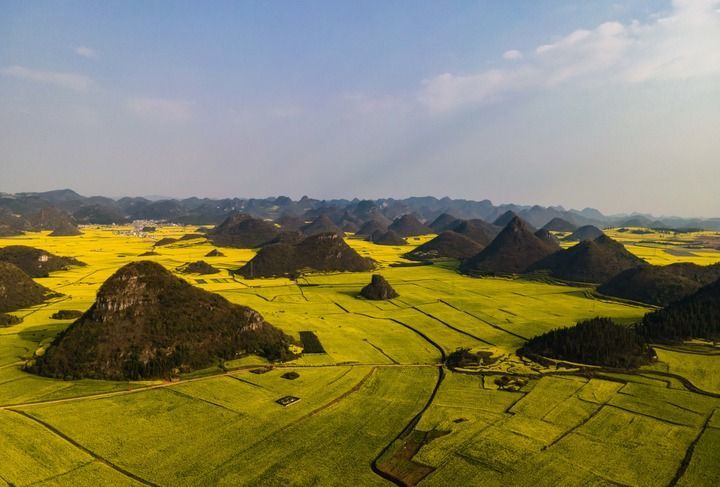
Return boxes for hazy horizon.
[5,186,720,221]
[2,0,719,217]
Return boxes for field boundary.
[669,412,714,486]
[371,366,445,487]
[412,306,495,346]
[438,299,529,341]
[8,409,158,487]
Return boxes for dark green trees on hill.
[405,231,482,260]
[236,233,374,278]
[599,263,720,306]
[388,214,432,237]
[0,245,85,278]
[360,275,399,300]
[0,262,53,312]
[208,213,279,248]
[30,261,296,380]
[0,261,55,327]
[518,317,655,369]
[527,235,646,283]
[637,278,720,342]
[460,216,559,275]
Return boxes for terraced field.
[1,227,719,486]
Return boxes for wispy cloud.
[75,46,97,59]
[502,50,523,60]
[419,0,720,112]
[125,97,194,123]
[0,65,94,91]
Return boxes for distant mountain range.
[1,189,719,230]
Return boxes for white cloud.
[0,65,94,91]
[624,0,720,82]
[418,68,538,112]
[502,50,523,60]
[419,0,720,112]
[125,97,194,123]
[75,46,97,59]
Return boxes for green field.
[1,226,719,486]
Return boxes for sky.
[1,0,719,217]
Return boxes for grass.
[0,226,719,485]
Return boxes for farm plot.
[414,372,720,486]
[18,366,436,486]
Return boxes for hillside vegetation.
[519,317,655,368]
[236,232,374,278]
[638,278,720,342]
[31,261,295,380]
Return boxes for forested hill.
[637,278,720,342]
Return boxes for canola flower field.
[1,226,719,486]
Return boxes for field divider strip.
[364,339,400,365]
[163,387,241,415]
[53,268,105,289]
[438,300,529,341]
[326,366,354,385]
[503,390,528,415]
[7,409,159,487]
[200,366,381,482]
[455,450,505,474]
[295,282,308,301]
[621,370,720,398]
[669,412,714,486]
[0,367,273,409]
[604,403,691,427]
[412,306,495,346]
[225,374,271,390]
[247,292,271,302]
[616,390,706,417]
[521,355,720,398]
[651,344,720,356]
[371,366,446,487]
[17,295,72,319]
[293,367,377,422]
[353,312,446,362]
[25,460,95,487]
[543,398,606,450]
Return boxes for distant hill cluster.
[407,213,720,314]
[1,205,82,237]
[3,188,717,310]
[1,189,719,233]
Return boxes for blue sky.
[1,1,719,216]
